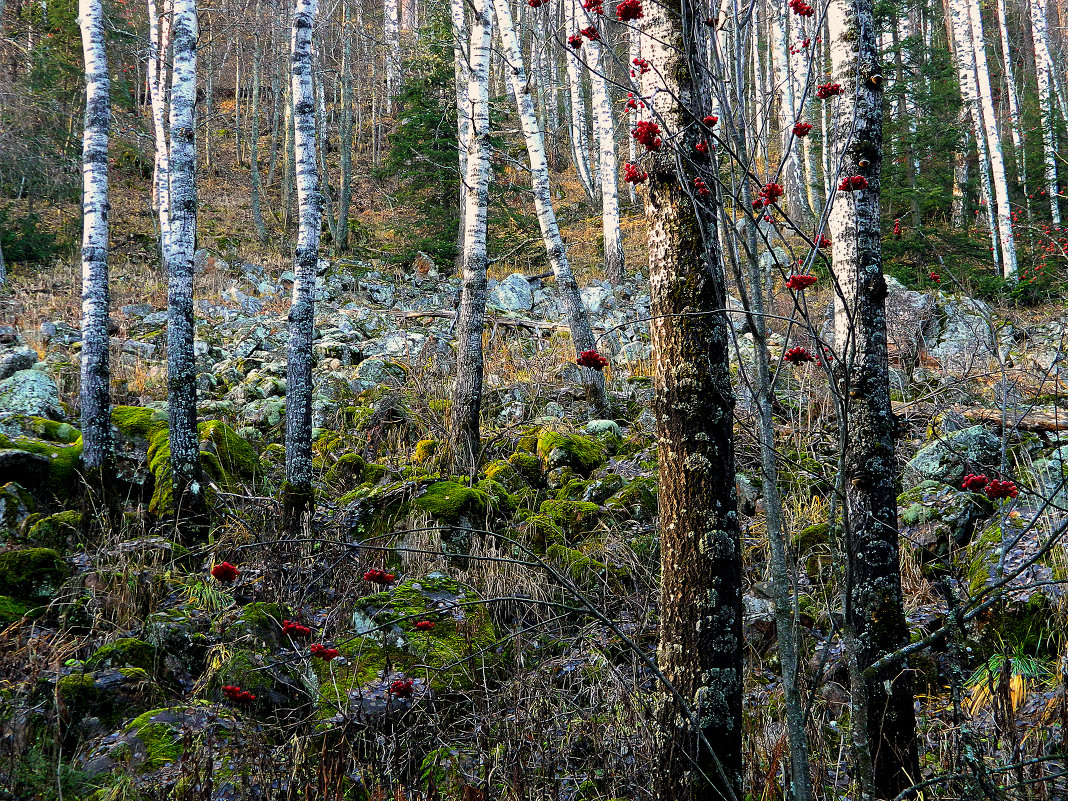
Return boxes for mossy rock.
[556,478,593,502]
[538,499,601,538]
[793,523,829,553]
[144,608,210,682]
[223,601,289,649]
[412,481,488,522]
[507,451,543,486]
[198,420,261,482]
[514,511,564,552]
[578,474,626,504]
[482,460,527,493]
[209,648,311,721]
[546,543,607,587]
[603,478,657,522]
[87,638,157,673]
[0,432,83,496]
[324,453,386,487]
[0,594,34,625]
[4,415,82,444]
[54,668,162,728]
[412,439,440,464]
[26,510,81,549]
[0,547,69,600]
[536,430,606,475]
[0,481,35,532]
[339,479,425,539]
[475,478,517,516]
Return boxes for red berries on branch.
[568,33,584,48]
[694,178,711,197]
[929,272,941,282]
[631,57,651,76]
[616,0,643,21]
[792,121,812,137]
[838,175,869,191]
[577,349,609,369]
[961,473,989,492]
[789,0,815,15]
[695,140,709,155]
[364,568,397,585]
[624,93,644,111]
[703,114,719,127]
[815,234,831,248]
[623,163,648,184]
[785,274,817,290]
[282,620,312,638]
[210,561,240,583]
[415,620,436,631]
[632,120,662,151]
[580,25,600,41]
[528,0,546,7]
[816,82,843,99]
[784,346,816,365]
[388,678,415,698]
[985,479,1018,500]
[581,0,603,12]
[223,685,256,702]
[310,643,341,660]
[893,218,902,237]
[752,182,783,208]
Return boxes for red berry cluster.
[414,620,436,631]
[632,120,662,151]
[223,685,256,702]
[528,0,546,7]
[792,121,812,137]
[616,0,643,21]
[816,82,843,99]
[785,274,817,290]
[695,140,709,155]
[929,272,941,282]
[364,568,397,584]
[310,643,341,660]
[210,561,240,583]
[631,57,651,76]
[623,162,648,184]
[961,473,989,492]
[703,114,719,127]
[580,25,600,41]
[568,33,584,48]
[752,182,783,208]
[388,678,415,698]
[582,0,603,12]
[624,93,644,112]
[838,175,869,191]
[784,346,816,365]
[985,479,1019,500]
[694,178,711,197]
[577,349,609,369]
[789,0,814,15]
[815,234,831,248]
[282,620,311,638]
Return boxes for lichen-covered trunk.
[963,0,1017,276]
[1030,0,1061,224]
[78,0,113,478]
[642,0,742,797]
[827,0,918,794]
[492,0,606,414]
[284,0,321,527]
[166,0,202,523]
[448,0,492,475]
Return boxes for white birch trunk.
[78,0,113,473]
[384,0,400,107]
[492,0,606,412]
[451,0,469,271]
[166,0,201,511]
[771,0,811,225]
[964,0,1017,276]
[147,0,172,255]
[577,4,624,282]
[1030,0,1061,223]
[285,0,322,513]
[563,0,596,202]
[994,0,1025,182]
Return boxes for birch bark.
[451,0,469,272]
[827,0,919,792]
[147,0,172,254]
[771,0,813,226]
[284,0,322,525]
[1030,0,1061,223]
[384,0,400,107]
[449,0,492,475]
[563,0,596,202]
[994,0,1025,185]
[492,0,607,413]
[78,0,113,476]
[336,0,354,251]
[166,0,202,520]
[250,0,268,244]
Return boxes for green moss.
[0,594,32,625]
[123,708,185,771]
[508,451,543,485]
[86,638,156,672]
[412,481,488,522]
[198,420,261,481]
[536,430,606,475]
[538,499,601,537]
[793,522,830,552]
[514,511,563,552]
[428,398,450,416]
[475,479,516,516]
[412,439,439,464]
[0,547,69,600]
[56,672,99,705]
[325,453,386,487]
[21,417,81,443]
[0,432,83,496]
[26,510,81,548]
[604,478,657,521]
[226,601,288,646]
[546,543,607,586]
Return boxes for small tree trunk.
[451,0,470,273]
[449,0,492,476]
[283,0,322,530]
[827,0,919,792]
[166,0,203,531]
[250,2,268,244]
[384,0,400,110]
[78,0,113,487]
[563,0,596,203]
[1030,0,1061,224]
[147,0,172,257]
[336,0,354,252]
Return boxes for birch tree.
[384,0,400,106]
[250,0,268,244]
[563,0,596,202]
[78,0,112,481]
[284,0,322,528]
[641,0,743,795]
[827,0,918,792]
[492,0,607,414]
[451,0,469,271]
[166,0,203,523]
[449,0,492,475]
[1030,0,1061,224]
[147,0,172,253]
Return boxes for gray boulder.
[905,425,1001,486]
[928,297,996,372]
[0,346,38,380]
[0,370,63,418]
[884,276,938,365]
[488,273,533,312]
